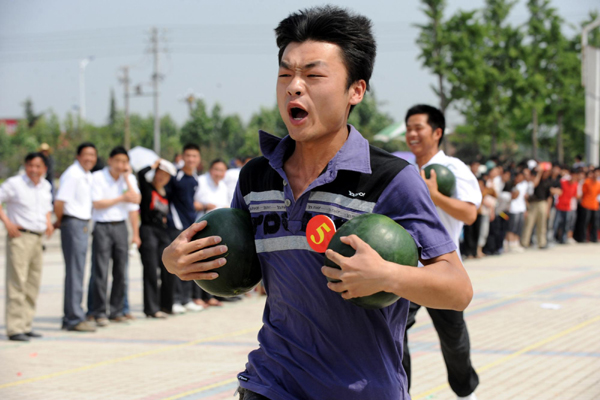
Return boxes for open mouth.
[290,107,308,121]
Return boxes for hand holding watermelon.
[162,220,228,281]
[322,234,395,301]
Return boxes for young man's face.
[276,40,365,143]
[25,157,47,184]
[108,154,130,176]
[405,113,441,157]
[76,146,98,172]
[183,149,201,170]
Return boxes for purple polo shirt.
[231,126,455,400]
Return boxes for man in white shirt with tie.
[87,146,140,325]
[0,152,54,341]
[55,142,98,332]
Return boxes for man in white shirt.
[87,147,141,325]
[55,142,98,332]
[403,105,481,400]
[0,153,54,341]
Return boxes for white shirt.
[509,181,528,214]
[56,160,93,220]
[422,151,482,253]
[223,167,241,205]
[91,168,140,222]
[194,173,230,218]
[0,174,52,232]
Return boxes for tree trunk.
[532,107,538,160]
[557,110,564,164]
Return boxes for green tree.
[415,0,452,113]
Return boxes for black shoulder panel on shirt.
[317,145,409,203]
[238,156,284,198]
[238,146,409,204]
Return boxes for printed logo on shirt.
[348,190,365,197]
[237,374,249,382]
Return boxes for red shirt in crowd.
[556,178,578,212]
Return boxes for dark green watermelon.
[423,164,456,197]
[192,208,261,297]
[325,213,419,309]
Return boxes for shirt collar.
[103,166,123,183]
[423,150,446,168]
[259,124,371,175]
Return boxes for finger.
[179,271,220,281]
[321,266,343,280]
[184,244,228,264]
[180,258,226,276]
[326,280,347,294]
[430,169,437,179]
[325,249,349,269]
[340,235,367,252]
[183,236,223,256]
[181,220,208,242]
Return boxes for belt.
[18,229,42,237]
[95,220,126,225]
[63,215,90,222]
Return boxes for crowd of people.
[461,158,600,259]
[0,141,255,340]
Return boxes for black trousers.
[402,302,479,397]
[139,224,175,315]
[461,216,481,258]
[237,387,270,400]
[483,214,506,255]
[574,206,598,243]
[88,221,128,319]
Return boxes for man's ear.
[349,80,367,106]
[433,127,443,143]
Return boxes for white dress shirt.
[0,174,52,232]
[56,160,93,220]
[223,167,241,205]
[91,168,140,222]
[422,151,482,254]
[194,173,230,218]
[509,181,529,214]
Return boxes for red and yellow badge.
[306,215,336,253]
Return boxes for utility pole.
[582,18,600,167]
[151,27,161,155]
[119,66,131,150]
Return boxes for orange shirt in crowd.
[580,178,600,211]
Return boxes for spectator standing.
[506,171,527,252]
[521,166,553,249]
[54,142,98,332]
[554,168,578,244]
[195,159,230,217]
[87,147,141,326]
[165,144,205,314]
[138,159,177,318]
[0,153,53,341]
[574,169,600,243]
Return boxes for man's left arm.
[421,168,479,225]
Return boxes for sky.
[0,0,598,130]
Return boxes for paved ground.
[0,228,599,400]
